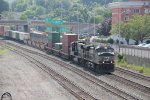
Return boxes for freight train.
[3,29,115,73]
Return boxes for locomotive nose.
[104,57,110,61]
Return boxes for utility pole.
[61,2,63,20]
[94,10,96,43]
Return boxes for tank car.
[70,41,115,73]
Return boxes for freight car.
[0,25,4,36]
[4,30,115,73]
[5,30,30,42]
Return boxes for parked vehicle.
[143,44,150,48]
[137,43,146,47]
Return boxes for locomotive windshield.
[96,46,114,53]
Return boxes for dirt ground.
[0,47,77,100]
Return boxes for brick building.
[109,0,150,26]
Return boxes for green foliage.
[97,19,112,36]
[94,38,108,43]
[93,37,114,44]
[107,38,114,44]
[0,0,9,14]
[115,54,150,76]
[110,15,150,43]
[11,0,113,23]
[0,48,9,55]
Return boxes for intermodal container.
[48,32,60,43]
[8,30,12,38]
[30,31,48,44]
[0,26,4,36]
[19,32,30,40]
[15,32,20,40]
[62,34,78,46]
[54,43,62,50]
[12,31,16,39]
[62,45,69,54]
[5,30,9,37]
[47,42,53,48]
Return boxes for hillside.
[10,0,128,23]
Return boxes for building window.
[133,9,140,14]
[124,16,129,21]
[145,9,149,13]
[145,9,150,14]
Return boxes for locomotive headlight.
[98,52,101,55]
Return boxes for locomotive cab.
[95,46,115,64]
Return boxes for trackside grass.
[115,55,150,76]
[0,47,9,55]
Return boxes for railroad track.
[0,42,97,100]
[105,73,150,95]
[1,41,141,100]
[115,67,150,82]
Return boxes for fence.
[112,45,150,67]
[113,45,150,59]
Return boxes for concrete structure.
[0,20,97,35]
[109,0,150,26]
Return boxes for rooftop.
[109,1,150,8]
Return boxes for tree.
[0,0,9,14]
[110,15,150,43]
[97,19,112,36]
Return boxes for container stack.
[0,26,4,36]
[62,34,78,54]
[30,31,48,48]
[30,31,48,44]
[48,32,60,48]
[8,30,12,38]
[15,31,20,40]
[54,43,62,50]
[12,31,16,39]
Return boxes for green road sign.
[44,18,63,26]
[47,27,52,32]
[44,18,52,23]
[52,20,63,25]
[60,27,70,32]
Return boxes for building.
[109,0,150,26]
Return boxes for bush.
[116,39,119,44]
[107,38,114,44]
[94,39,107,43]
[139,66,144,73]
[117,54,123,62]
